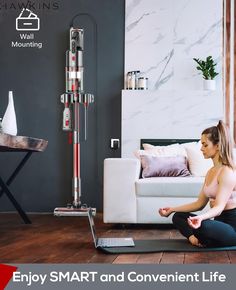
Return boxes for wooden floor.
[0,213,236,264]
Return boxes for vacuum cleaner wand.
[54,27,96,217]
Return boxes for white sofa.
[103,158,207,224]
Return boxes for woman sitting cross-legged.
[159,120,236,247]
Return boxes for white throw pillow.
[180,141,199,150]
[133,149,154,159]
[142,143,187,157]
[186,146,213,176]
[133,148,179,159]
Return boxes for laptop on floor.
[87,208,135,248]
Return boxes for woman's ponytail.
[217,120,234,168]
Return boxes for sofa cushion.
[135,176,204,198]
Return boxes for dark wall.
[0,0,124,212]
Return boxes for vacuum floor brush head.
[54,207,96,217]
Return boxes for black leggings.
[172,208,236,247]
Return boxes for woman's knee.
[194,220,236,246]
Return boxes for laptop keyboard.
[98,238,119,247]
[98,238,134,247]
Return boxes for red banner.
[0,264,17,290]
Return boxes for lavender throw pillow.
[140,155,191,178]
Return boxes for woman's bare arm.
[170,189,209,213]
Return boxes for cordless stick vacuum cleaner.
[54,27,96,217]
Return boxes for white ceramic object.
[2,91,17,136]
[203,79,216,91]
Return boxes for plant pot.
[203,79,216,91]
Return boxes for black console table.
[0,133,48,224]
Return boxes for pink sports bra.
[203,168,236,207]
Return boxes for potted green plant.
[193,56,218,90]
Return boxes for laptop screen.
[88,208,97,246]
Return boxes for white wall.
[122,0,224,157]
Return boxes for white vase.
[203,79,216,91]
[2,91,17,136]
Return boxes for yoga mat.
[100,239,236,254]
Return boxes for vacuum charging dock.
[54,207,96,217]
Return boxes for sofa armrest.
[103,158,141,223]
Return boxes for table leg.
[0,152,33,224]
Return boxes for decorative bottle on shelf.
[2,91,17,136]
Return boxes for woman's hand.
[158,207,173,217]
[187,215,203,229]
